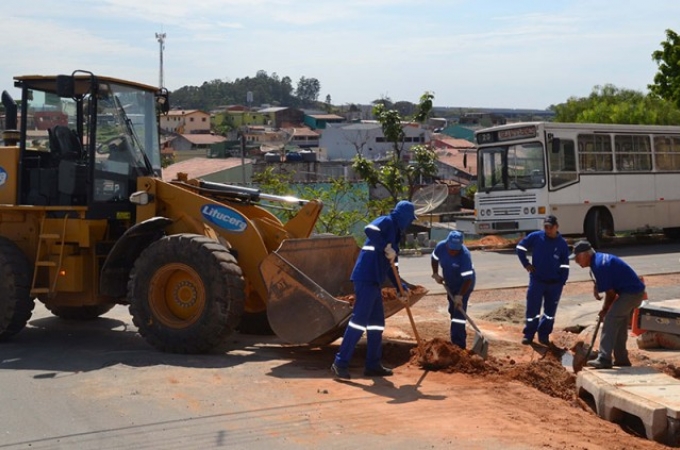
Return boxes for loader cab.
[14,71,167,220]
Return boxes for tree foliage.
[352,92,438,203]
[649,29,680,109]
[552,84,680,124]
[252,167,370,241]
[295,76,321,107]
[169,71,319,111]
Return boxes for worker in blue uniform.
[516,215,570,346]
[331,200,417,380]
[571,240,646,369]
[431,230,476,349]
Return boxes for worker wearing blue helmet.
[431,230,476,349]
[331,200,417,380]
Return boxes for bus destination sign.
[476,125,537,144]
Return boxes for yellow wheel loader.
[0,71,425,353]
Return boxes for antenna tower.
[155,32,166,88]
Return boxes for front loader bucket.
[260,236,359,345]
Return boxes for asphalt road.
[1,241,680,449]
[399,239,680,294]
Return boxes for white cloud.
[0,0,677,108]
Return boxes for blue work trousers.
[334,282,386,370]
[523,280,563,341]
[447,289,474,349]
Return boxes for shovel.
[572,316,603,373]
[390,261,426,355]
[443,283,489,359]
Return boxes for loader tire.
[47,304,115,320]
[128,234,245,354]
[0,237,35,341]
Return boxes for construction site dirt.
[3,273,680,449]
[369,272,680,449]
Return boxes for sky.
[1,0,679,110]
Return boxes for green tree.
[552,84,680,124]
[650,29,680,108]
[252,167,370,241]
[299,178,370,238]
[295,77,321,106]
[352,92,438,203]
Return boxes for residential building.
[169,133,229,162]
[163,157,252,184]
[161,109,211,134]
[319,122,430,161]
[303,113,345,130]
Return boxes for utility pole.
[155,32,166,88]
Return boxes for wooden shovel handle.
[390,261,424,352]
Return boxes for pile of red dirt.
[338,285,428,305]
[411,338,576,401]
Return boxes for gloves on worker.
[452,295,463,310]
[384,243,397,262]
[431,273,444,284]
[397,283,409,303]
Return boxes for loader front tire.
[0,237,35,341]
[128,234,245,353]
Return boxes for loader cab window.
[90,83,161,203]
[22,90,87,206]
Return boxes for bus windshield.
[478,142,545,192]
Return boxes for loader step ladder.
[30,214,69,297]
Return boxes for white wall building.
[319,122,431,161]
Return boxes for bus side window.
[654,135,680,171]
[549,139,577,188]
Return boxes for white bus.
[455,121,680,247]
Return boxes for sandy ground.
[347,273,680,449]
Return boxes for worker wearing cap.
[431,230,476,349]
[516,215,570,346]
[571,240,646,369]
[331,200,417,380]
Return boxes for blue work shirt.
[431,241,475,293]
[350,202,414,286]
[591,252,645,294]
[516,230,570,285]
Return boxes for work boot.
[521,336,532,345]
[364,366,393,377]
[331,363,351,380]
[614,358,632,367]
[587,357,613,369]
[538,336,551,346]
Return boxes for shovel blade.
[471,333,489,359]
[572,342,593,373]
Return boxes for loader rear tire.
[47,304,115,320]
[128,234,245,353]
[0,237,35,341]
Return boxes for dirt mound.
[411,338,576,401]
[416,337,487,374]
[473,235,516,248]
[338,285,428,305]
[480,301,525,324]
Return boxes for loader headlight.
[130,191,150,205]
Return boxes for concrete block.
[599,388,668,441]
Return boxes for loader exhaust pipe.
[2,91,17,130]
[2,90,19,146]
